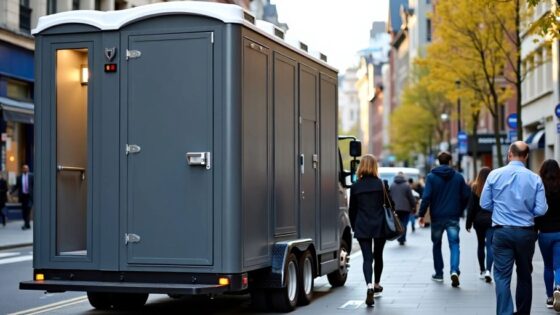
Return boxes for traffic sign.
[458,131,468,154]
[507,113,518,129]
[557,123,560,134]
[508,130,517,143]
[555,104,560,119]
[457,131,468,140]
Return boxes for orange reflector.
[218,277,230,285]
[35,273,45,281]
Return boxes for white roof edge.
[32,2,249,34]
[255,20,283,38]
[33,2,337,72]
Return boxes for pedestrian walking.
[535,159,560,310]
[0,173,8,227]
[10,165,33,230]
[408,178,420,232]
[349,154,393,307]
[418,151,470,287]
[465,167,493,283]
[480,141,548,315]
[390,173,417,245]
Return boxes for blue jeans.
[396,211,410,243]
[492,227,536,315]
[538,231,560,297]
[431,219,460,276]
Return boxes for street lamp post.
[440,112,451,152]
[455,80,462,172]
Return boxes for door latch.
[126,144,141,155]
[125,233,141,245]
[312,154,319,169]
[126,49,142,60]
[186,152,211,170]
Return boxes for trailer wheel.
[327,239,349,287]
[271,253,299,312]
[112,293,149,310]
[250,289,270,311]
[297,250,314,305]
[87,292,113,310]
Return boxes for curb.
[0,242,33,251]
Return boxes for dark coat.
[418,165,470,222]
[535,187,560,233]
[389,175,416,212]
[12,173,33,200]
[0,178,7,208]
[466,189,492,230]
[349,176,394,239]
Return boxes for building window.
[47,0,57,14]
[19,0,32,33]
[72,0,80,10]
[95,0,101,10]
[7,79,32,101]
[426,18,432,42]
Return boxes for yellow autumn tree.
[390,64,450,166]
[424,0,513,166]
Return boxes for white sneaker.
[479,271,485,280]
[484,270,492,283]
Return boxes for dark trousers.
[492,228,536,315]
[396,211,410,243]
[20,194,31,228]
[358,238,387,284]
[475,225,494,272]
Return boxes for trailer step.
[20,280,228,295]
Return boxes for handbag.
[382,184,405,241]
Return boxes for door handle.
[126,144,141,155]
[186,152,211,170]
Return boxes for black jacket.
[465,189,492,230]
[389,175,416,212]
[12,173,33,200]
[535,188,560,233]
[349,176,394,239]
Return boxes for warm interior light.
[9,156,14,162]
[35,273,45,281]
[81,65,89,85]
[218,277,230,285]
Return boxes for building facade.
[338,67,359,135]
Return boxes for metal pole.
[457,96,462,172]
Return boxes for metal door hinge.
[126,49,142,60]
[126,144,141,155]
[125,233,141,245]
[312,154,319,169]
[211,32,214,43]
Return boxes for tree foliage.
[422,0,515,166]
[527,0,560,40]
[390,65,450,163]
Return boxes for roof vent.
[320,53,327,62]
[243,11,255,24]
[274,28,285,39]
[299,42,308,52]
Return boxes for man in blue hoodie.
[418,151,470,287]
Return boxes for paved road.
[2,220,554,314]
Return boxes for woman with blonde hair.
[349,154,393,307]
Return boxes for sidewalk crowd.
[349,140,560,315]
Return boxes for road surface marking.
[338,300,363,309]
[8,296,88,315]
[0,255,32,265]
[0,252,19,258]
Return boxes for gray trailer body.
[22,3,352,307]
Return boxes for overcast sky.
[272,0,390,72]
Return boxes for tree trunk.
[515,0,523,141]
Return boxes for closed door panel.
[125,32,213,266]
[300,119,317,240]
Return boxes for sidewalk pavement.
[306,219,550,315]
[0,219,33,250]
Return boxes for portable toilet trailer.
[21,2,353,312]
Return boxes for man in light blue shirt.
[480,141,547,315]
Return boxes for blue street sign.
[557,123,560,134]
[508,130,517,143]
[458,131,468,154]
[555,104,560,119]
[507,113,518,129]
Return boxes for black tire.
[112,293,149,310]
[250,289,270,312]
[327,239,349,287]
[168,294,184,299]
[87,292,148,310]
[270,253,299,312]
[87,292,113,310]
[297,250,314,306]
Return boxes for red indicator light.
[104,64,117,72]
